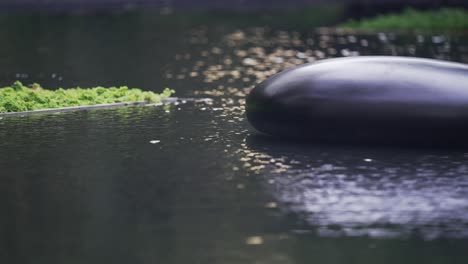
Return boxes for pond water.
[1,11,468,264]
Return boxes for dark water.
[1,11,468,264]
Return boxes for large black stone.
[246,56,468,146]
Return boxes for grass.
[341,8,468,31]
[0,81,174,113]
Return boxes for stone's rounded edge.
[246,63,307,137]
[246,81,268,134]
[246,85,303,138]
[245,56,468,145]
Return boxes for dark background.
[1,0,467,13]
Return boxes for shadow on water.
[246,132,468,151]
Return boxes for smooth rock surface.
[246,56,468,146]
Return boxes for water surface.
[1,12,468,264]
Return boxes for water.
[1,11,468,264]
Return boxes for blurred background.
[1,1,468,264]
[1,0,468,12]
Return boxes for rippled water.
[1,13,468,264]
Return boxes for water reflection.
[244,135,468,240]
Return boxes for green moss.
[341,8,468,31]
[0,81,174,113]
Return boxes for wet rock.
[246,56,468,146]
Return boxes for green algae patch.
[0,81,174,113]
[341,8,468,31]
